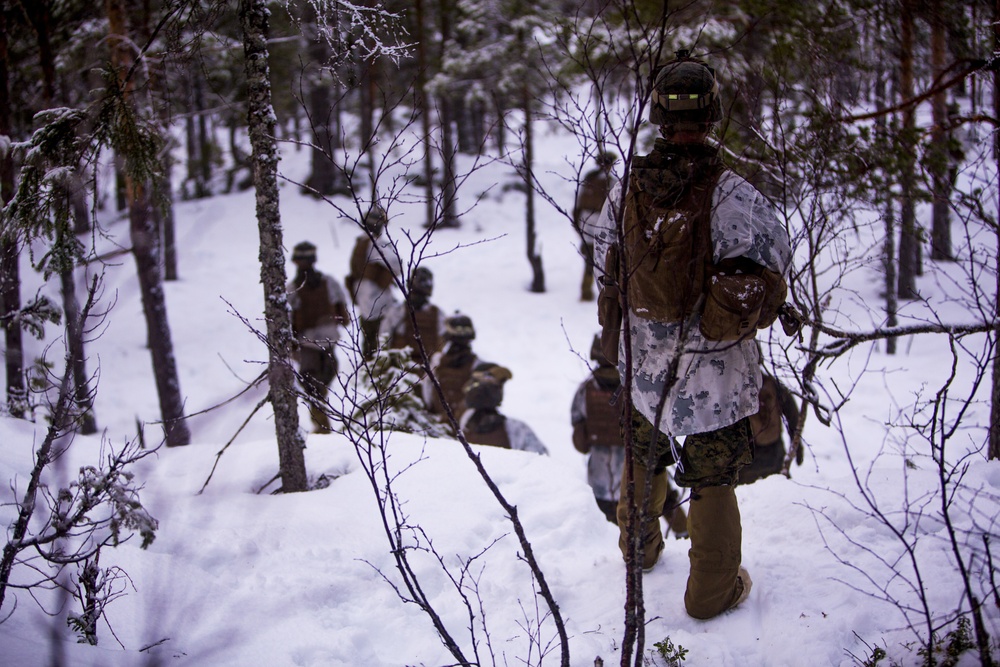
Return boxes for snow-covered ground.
[1,115,997,666]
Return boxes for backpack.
[621,147,720,324]
[346,235,394,302]
[601,143,786,345]
[577,169,611,215]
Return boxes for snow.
[1,116,997,667]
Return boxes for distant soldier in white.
[573,150,617,301]
[345,205,401,360]
[460,364,548,455]
[287,241,349,433]
[738,372,801,485]
[424,313,479,421]
[379,266,446,361]
[572,335,688,536]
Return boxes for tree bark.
[0,2,24,417]
[522,81,545,293]
[414,0,435,228]
[438,0,459,227]
[874,18,898,355]
[240,0,308,492]
[989,0,1000,461]
[302,6,347,197]
[928,0,953,262]
[107,0,189,447]
[897,0,919,300]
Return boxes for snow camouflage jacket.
[591,142,792,437]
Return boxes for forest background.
[1,0,1000,665]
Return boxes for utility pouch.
[597,245,622,364]
[699,273,766,342]
[756,268,788,328]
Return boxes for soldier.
[424,313,479,421]
[738,372,801,484]
[345,205,402,360]
[460,364,548,455]
[572,335,688,536]
[287,241,350,433]
[379,266,445,361]
[574,151,617,302]
[593,51,792,619]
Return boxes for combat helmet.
[595,150,618,168]
[410,266,434,296]
[649,50,723,129]
[463,364,512,411]
[363,204,388,234]
[291,241,317,264]
[444,313,475,342]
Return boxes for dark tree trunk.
[897,0,919,300]
[989,0,1000,461]
[108,0,189,447]
[185,66,210,199]
[33,0,97,432]
[240,0,308,492]
[302,8,347,198]
[522,84,544,293]
[58,228,96,434]
[928,1,953,262]
[438,0,458,227]
[0,3,24,417]
[414,0,435,228]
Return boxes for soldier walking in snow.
[574,151,617,302]
[594,51,792,619]
[572,335,688,536]
[345,205,401,360]
[287,241,350,433]
[424,313,480,422]
[460,364,548,455]
[379,266,446,361]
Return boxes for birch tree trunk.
[240,0,308,492]
[107,0,189,447]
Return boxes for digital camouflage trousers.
[630,406,752,489]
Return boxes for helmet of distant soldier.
[463,364,512,410]
[291,241,317,264]
[363,205,388,234]
[444,313,476,342]
[649,50,723,128]
[410,266,434,296]
[595,150,618,168]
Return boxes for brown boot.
[684,485,747,619]
[617,463,668,570]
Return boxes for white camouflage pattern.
[590,168,792,437]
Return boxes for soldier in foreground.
[594,51,792,619]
